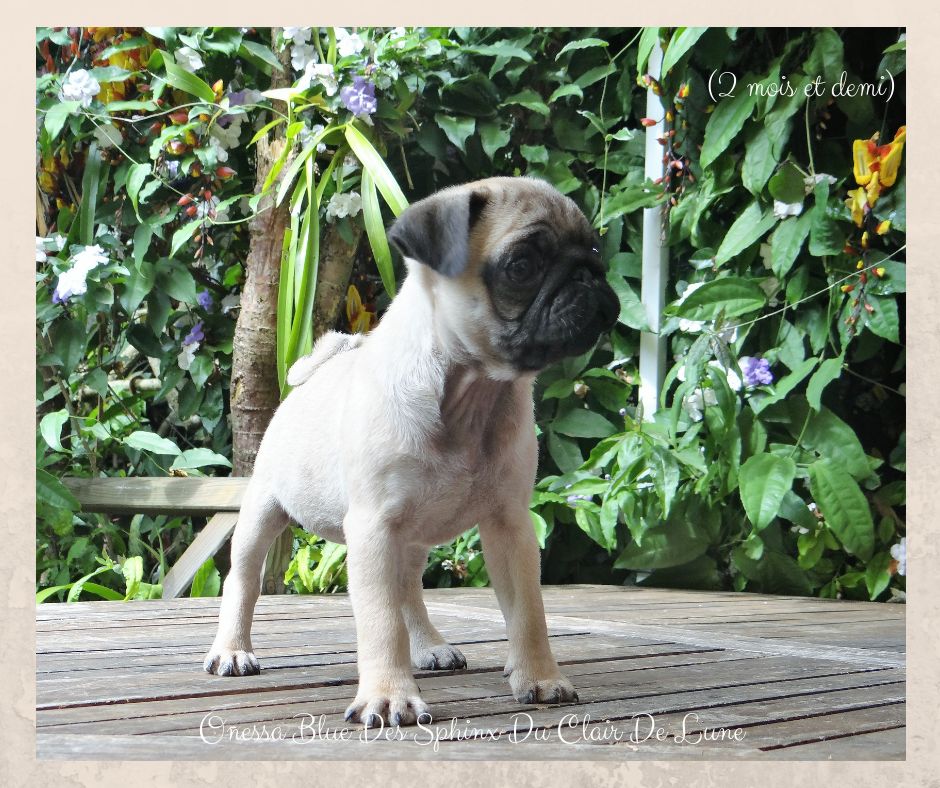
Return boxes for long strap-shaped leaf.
[344,124,409,217]
[275,211,298,393]
[79,142,102,246]
[360,168,397,297]
[285,157,320,371]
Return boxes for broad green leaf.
[159,51,216,103]
[732,548,812,595]
[768,162,806,204]
[715,202,777,265]
[770,212,812,278]
[650,445,680,518]
[864,551,892,600]
[40,410,69,453]
[548,84,583,103]
[190,557,221,597]
[865,295,900,343]
[520,144,549,164]
[502,89,550,117]
[661,27,707,75]
[742,127,776,195]
[808,181,844,256]
[124,430,183,456]
[44,101,80,140]
[464,42,534,62]
[546,429,583,473]
[478,121,512,160]
[806,354,844,410]
[238,40,283,72]
[749,357,818,414]
[606,273,649,330]
[552,408,617,439]
[739,453,796,531]
[615,522,709,570]
[674,277,767,320]
[802,407,872,481]
[126,162,151,221]
[50,319,87,374]
[808,460,874,560]
[122,260,156,315]
[344,125,408,216]
[555,38,609,60]
[37,469,80,511]
[700,88,759,169]
[171,222,201,256]
[170,448,232,470]
[530,510,548,549]
[434,113,475,152]
[122,555,143,600]
[158,262,198,303]
[361,168,396,297]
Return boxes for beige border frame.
[7,8,936,785]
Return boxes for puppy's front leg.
[344,511,431,727]
[478,508,578,704]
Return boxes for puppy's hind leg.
[401,545,467,671]
[203,483,289,677]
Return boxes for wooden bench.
[63,477,249,600]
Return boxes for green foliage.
[36,26,905,604]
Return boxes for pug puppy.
[204,176,620,727]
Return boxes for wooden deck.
[36,585,905,760]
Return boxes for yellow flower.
[346,284,375,333]
[878,126,906,187]
[851,126,906,206]
[845,187,867,227]
[876,220,891,235]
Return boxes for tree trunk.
[230,36,292,592]
[313,224,364,338]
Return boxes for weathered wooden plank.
[766,725,905,759]
[63,476,248,515]
[162,512,239,599]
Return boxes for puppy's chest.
[436,371,517,463]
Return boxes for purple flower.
[183,321,205,346]
[740,356,773,388]
[340,76,377,117]
[197,290,214,310]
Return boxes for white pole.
[639,38,669,421]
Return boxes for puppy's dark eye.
[506,256,536,283]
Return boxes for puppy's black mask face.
[387,177,620,374]
[483,223,620,372]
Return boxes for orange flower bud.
[177,194,194,206]
[875,266,886,278]
[169,110,189,124]
[861,231,869,249]
[841,284,854,293]
[876,220,891,235]
[185,204,198,217]
[640,117,657,127]
[678,83,690,99]
[215,166,236,179]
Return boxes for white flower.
[342,155,360,172]
[291,43,317,72]
[197,195,221,220]
[59,69,100,107]
[335,28,365,58]
[210,115,244,150]
[890,537,906,576]
[677,359,741,392]
[177,342,199,370]
[174,46,205,74]
[678,318,705,333]
[36,237,47,263]
[93,123,122,149]
[773,200,803,219]
[283,27,312,47]
[299,123,327,153]
[297,62,338,95]
[804,173,837,195]
[221,293,241,314]
[53,245,108,302]
[325,191,362,221]
[207,135,229,163]
[682,387,718,422]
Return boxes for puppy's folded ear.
[387,187,488,277]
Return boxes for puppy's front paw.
[203,648,260,677]
[344,682,431,728]
[508,668,578,705]
[413,643,467,671]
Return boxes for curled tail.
[286,332,364,386]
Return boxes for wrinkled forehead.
[475,181,597,261]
